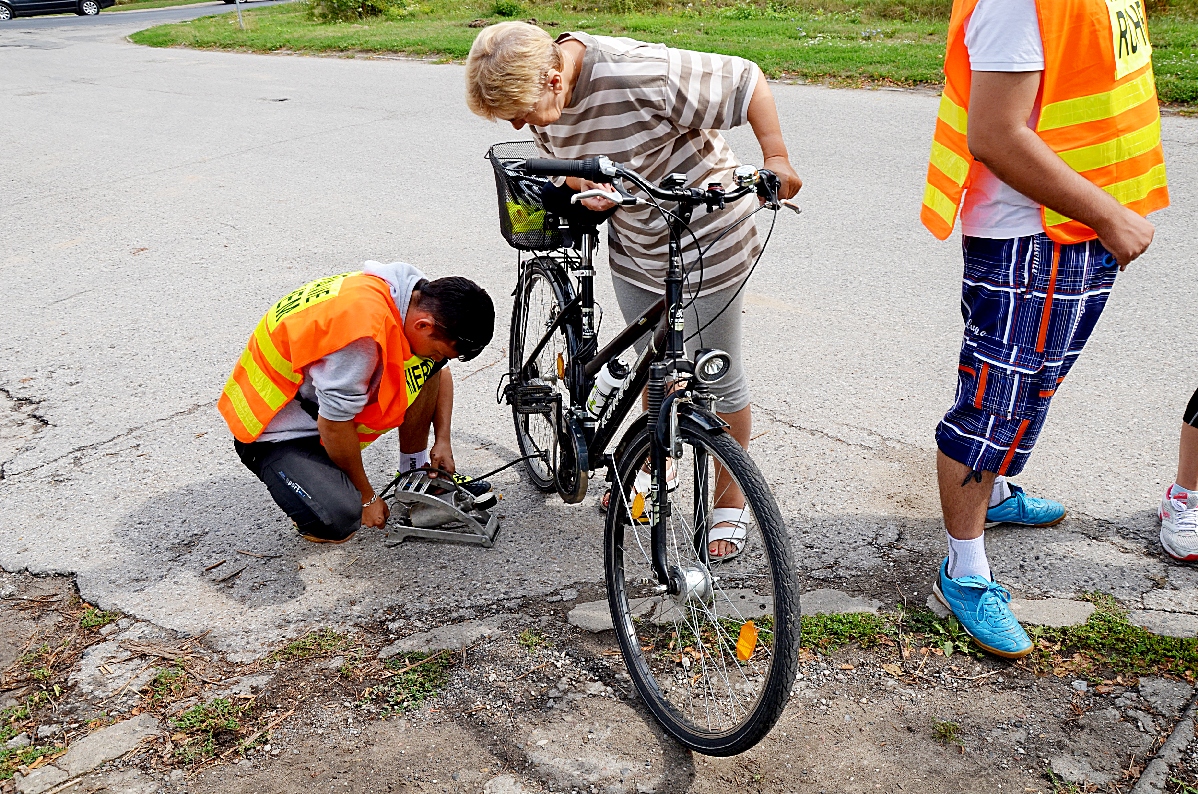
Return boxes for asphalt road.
[1,0,286,30]
[2,19,1196,656]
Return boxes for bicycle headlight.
[694,349,732,385]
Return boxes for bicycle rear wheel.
[604,414,800,755]
[508,256,577,491]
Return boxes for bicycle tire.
[604,414,800,756]
[508,256,578,492]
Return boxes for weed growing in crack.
[143,665,192,709]
[931,718,961,747]
[1044,765,1084,793]
[904,608,982,659]
[170,699,252,763]
[517,629,550,653]
[79,606,120,630]
[360,652,453,716]
[267,629,348,663]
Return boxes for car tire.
[0,3,13,20]
[77,0,100,14]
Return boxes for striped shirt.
[530,32,761,296]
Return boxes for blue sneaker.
[933,558,1032,659]
[986,484,1066,528]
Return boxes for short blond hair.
[465,21,562,121]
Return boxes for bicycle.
[487,140,801,756]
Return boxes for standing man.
[922,0,1167,657]
[219,262,495,543]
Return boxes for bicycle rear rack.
[384,470,499,548]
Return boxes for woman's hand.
[763,155,802,200]
[565,177,617,211]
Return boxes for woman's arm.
[745,70,802,200]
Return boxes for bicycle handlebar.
[523,157,611,182]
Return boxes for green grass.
[931,718,961,746]
[143,665,191,708]
[1027,593,1198,679]
[266,628,348,662]
[517,628,550,652]
[129,0,1198,105]
[801,611,894,653]
[79,607,120,630]
[170,698,252,762]
[362,652,454,715]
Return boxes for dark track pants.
[235,437,362,541]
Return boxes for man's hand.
[763,155,802,200]
[430,439,456,476]
[565,177,617,211]
[1094,208,1155,270]
[362,498,390,529]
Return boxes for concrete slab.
[1129,610,1198,638]
[378,614,517,658]
[800,588,881,615]
[1009,598,1096,627]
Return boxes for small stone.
[567,601,612,633]
[6,733,30,749]
[557,588,579,602]
[35,724,61,740]
[1071,680,1088,692]
[1049,756,1113,786]
[925,595,951,619]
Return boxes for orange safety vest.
[218,272,435,448]
[921,0,1169,243]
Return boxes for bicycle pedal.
[509,383,555,414]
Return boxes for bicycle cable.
[686,203,778,341]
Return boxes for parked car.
[0,0,115,20]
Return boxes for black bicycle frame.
[515,206,698,587]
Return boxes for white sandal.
[707,507,749,563]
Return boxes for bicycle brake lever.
[780,200,802,215]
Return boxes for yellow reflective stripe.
[1058,117,1161,173]
[930,140,971,186]
[252,317,301,384]
[922,183,957,226]
[1045,162,1168,227]
[1039,69,1156,131]
[937,94,968,135]
[238,348,289,411]
[222,378,263,437]
[356,423,384,449]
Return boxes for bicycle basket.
[487,140,564,252]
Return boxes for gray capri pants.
[611,276,751,414]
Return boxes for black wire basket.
[486,140,564,252]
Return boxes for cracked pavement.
[2,16,1198,657]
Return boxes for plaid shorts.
[936,234,1118,478]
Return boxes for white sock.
[946,533,991,581]
[401,449,429,472]
[989,476,1011,508]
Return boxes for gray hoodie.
[257,261,426,443]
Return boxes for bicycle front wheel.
[508,256,576,491]
[604,414,800,755]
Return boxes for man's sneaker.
[450,472,497,510]
[1160,486,1198,562]
[985,484,1066,528]
[933,558,1032,659]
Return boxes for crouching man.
[218,261,496,543]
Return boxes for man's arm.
[429,368,456,475]
[745,70,802,200]
[318,417,389,528]
[967,71,1154,267]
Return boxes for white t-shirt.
[959,0,1046,239]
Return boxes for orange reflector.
[630,492,645,521]
[736,620,758,662]
[556,352,565,380]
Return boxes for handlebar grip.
[523,158,606,182]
